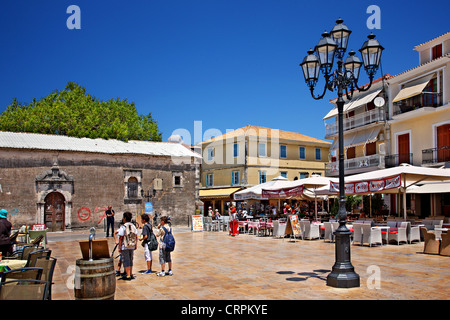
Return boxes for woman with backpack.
[155,216,174,277]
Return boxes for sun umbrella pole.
[403,175,407,220]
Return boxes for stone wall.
[0,148,198,230]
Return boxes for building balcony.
[385,153,413,168]
[325,109,385,138]
[325,154,385,177]
[422,146,450,166]
[393,92,443,116]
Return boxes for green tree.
[0,82,162,142]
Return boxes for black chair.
[0,267,43,283]
[0,279,49,300]
[25,249,52,267]
[35,256,57,300]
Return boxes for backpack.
[141,224,158,251]
[161,226,175,252]
[123,223,137,249]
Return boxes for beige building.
[198,125,331,212]
[387,31,450,168]
[386,31,450,217]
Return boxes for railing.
[422,146,450,164]
[325,108,385,137]
[385,153,413,168]
[393,92,443,116]
[325,154,384,176]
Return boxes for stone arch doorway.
[44,192,65,231]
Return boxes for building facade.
[386,31,450,217]
[323,75,392,177]
[198,125,331,213]
[0,131,201,230]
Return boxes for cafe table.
[0,259,28,272]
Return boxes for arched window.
[127,177,138,198]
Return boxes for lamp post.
[300,18,384,288]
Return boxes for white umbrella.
[262,175,337,220]
[233,176,290,201]
[343,164,450,220]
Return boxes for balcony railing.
[325,154,384,176]
[325,108,385,137]
[422,146,450,165]
[393,92,443,116]
[385,153,413,168]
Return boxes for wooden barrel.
[74,257,116,300]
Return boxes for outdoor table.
[0,259,28,272]
[247,221,259,235]
[238,221,248,233]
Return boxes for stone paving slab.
[45,228,450,300]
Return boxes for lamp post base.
[326,230,360,288]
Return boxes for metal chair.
[1,267,43,283]
[25,249,52,267]
[0,279,49,300]
[34,256,57,300]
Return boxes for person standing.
[105,205,115,237]
[0,209,12,257]
[156,216,173,277]
[117,212,137,281]
[139,214,154,274]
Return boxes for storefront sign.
[330,174,402,194]
[261,185,304,199]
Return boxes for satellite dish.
[374,97,385,107]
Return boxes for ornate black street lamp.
[300,18,384,288]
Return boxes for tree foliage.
[0,82,162,142]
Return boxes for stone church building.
[0,131,201,231]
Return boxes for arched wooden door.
[44,192,65,231]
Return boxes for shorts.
[159,248,171,265]
[121,249,134,268]
[144,243,152,261]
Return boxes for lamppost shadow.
[276,269,331,282]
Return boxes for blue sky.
[0,1,449,144]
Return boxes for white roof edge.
[0,131,201,159]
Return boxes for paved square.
[48,228,449,300]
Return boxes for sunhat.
[0,209,7,219]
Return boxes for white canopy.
[262,175,337,220]
[335,164,450,219]
[233,176,290,200]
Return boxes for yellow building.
[198,125,331,212]
[386,31,450,217]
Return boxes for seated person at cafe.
[0,209,13,257]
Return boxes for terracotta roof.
[413,31,450,50]
[199,125,331,145]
